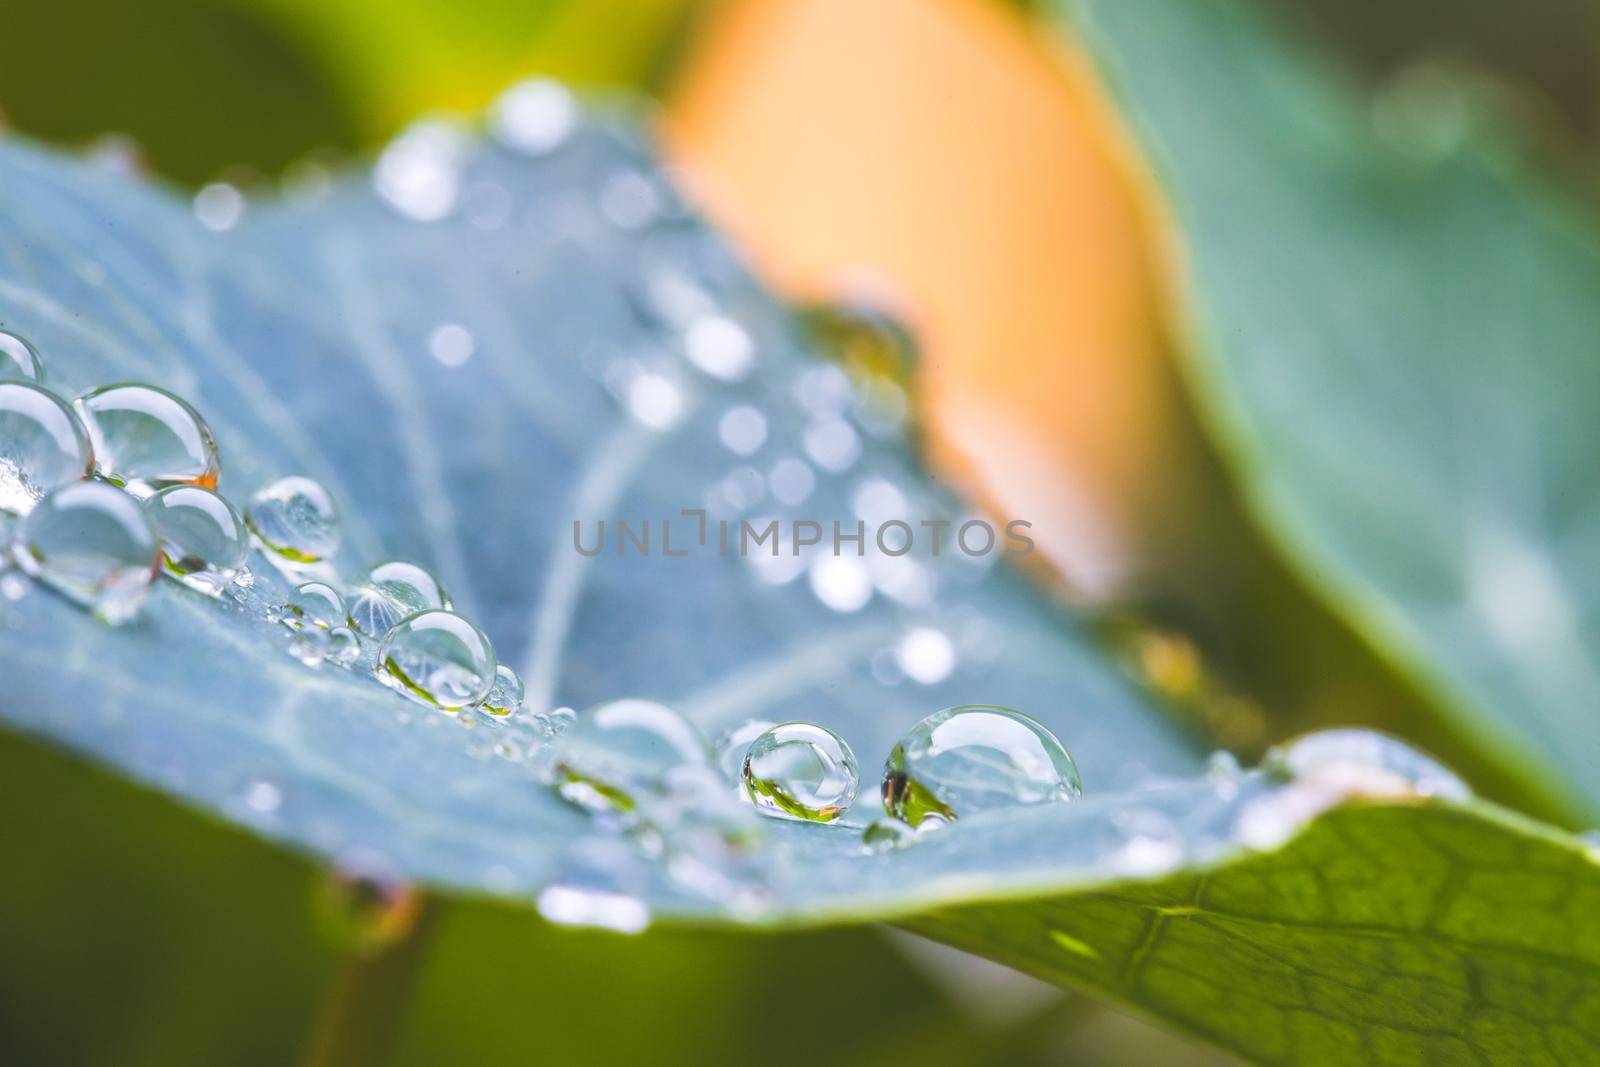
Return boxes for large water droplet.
[0,381,92,514]
[0,330,44,382]
[549,699,711,815]
[896,626,957,684]
[144,484,248,595]
[537,840,651,933]
[346,560,450,638]
[1268,728,1471,801]
[376,608,496,711]
[374,119,467,222]
[808,554,871,613]
[482,664,525,718]
[73,382,219,496]
[742,721,859,823]
[192,182,246,232]
[882,705,1082,827]
[683,314,754,381]
[489,79,578,156]
[281,580,346,629]
[245,476,341,564]
[717,405,768,456]
[13,480,159,623]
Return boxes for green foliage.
[1065,0,1600,824]
[7,0,1600,1060]
[917,801,1600,1065]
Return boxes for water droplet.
[489,78,578,156]
[0,381,93,514]
[719,468,766,513]
[799,298,918,433]
[717,405,768,456]
[1,571,29,601]
[550,699,711,815]
[1205,750,1243,788]
[145,484,247,595]
[376,609,496,711]
[623,371,684,430]
[795,364,854,417]
[896,627,956,684]
[326,625,362,666]
[289,625,330,666]
[1268,728,1471,801]
[245,476,341,564]
[314,850,421,955]
[851,477,908,524]
[193,182,246,232]
[242,779,282,814]
[861,816,916,852]
[882,705,1082,827]
[0,330,44,382]
[535,706,577,740]
[73,383,219,497]
[13,481,159,623]
[346,559,450,638]
[713,718,777,782]
[598,169,662,230]
[683,314,754,381]
[807,554,871,613]
[1108,833,1185,877]
[281,580,346,629]
[537,840,651,933]
[374,119,467,222]
[804,418,860,472]
[482,664,525,717]
[427,322,475,367]
[742,722,859,823]
[768,457,814,506]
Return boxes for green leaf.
[1062,0,1600,822]
[3,103,1599,1064]
[911,799,1600,1066]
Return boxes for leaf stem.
[300,898,439,1067]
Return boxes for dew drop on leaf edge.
[742,721,859,823]
[376,608,497,711]
[881,705,1082,828]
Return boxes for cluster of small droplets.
[0,337,226,621]
[538,696,1088,917]
[0,328,525,728]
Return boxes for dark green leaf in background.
[1065,0,1600,825]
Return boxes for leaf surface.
[1064,0,1600,821]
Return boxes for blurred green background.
[4,0,1596,186]
[2,0,1597,1063]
